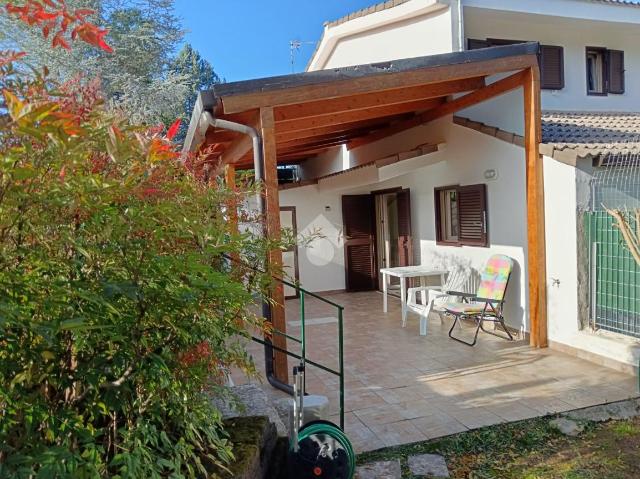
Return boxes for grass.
[357,415,640,478]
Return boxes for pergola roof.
[184,42,539,169]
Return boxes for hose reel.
[287,363,355,478]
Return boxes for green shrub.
[0,4,275,476]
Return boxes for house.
[184,0,640,381]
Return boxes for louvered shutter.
[539,45,564,90]
[458,184,488,247]
[608,49,625,94]
[396,189,413,267]
[467,39,490,50]
[342,195,376,291]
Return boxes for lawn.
[357,415,640,478]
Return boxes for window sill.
[435,241,490,248]
[436,241,461,247]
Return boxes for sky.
[173,0,378,82]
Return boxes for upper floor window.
[586,47,625,96]
[467,38,564,90]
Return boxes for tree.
[0,0,196,126]
[171,43,221,142]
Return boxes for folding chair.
[405,268,470,335]
[443,254,514,346]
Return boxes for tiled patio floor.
[232,291,638,452]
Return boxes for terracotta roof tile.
[542,111,640,156]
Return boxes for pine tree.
[171,43,221,142]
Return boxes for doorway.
[342,189,412,292]
[280,206,300,299]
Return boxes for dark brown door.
[342,194,376,291]
[396,189,413,267]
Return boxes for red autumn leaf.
[33,10,59,21]
[74,8,95,18]
[166,118,181,141]
[97,37,113,53]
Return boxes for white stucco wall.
[309,0,455,71]
[281,118,530,332]
[464,6,640,120]
[543,156,640,369]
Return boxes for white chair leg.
[419,301,433,336]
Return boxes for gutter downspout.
[199,112,294,396]
[457,0,464,52]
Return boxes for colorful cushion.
[443,302,487,314]
[476,255,513,301]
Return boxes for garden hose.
[288,363,355,478]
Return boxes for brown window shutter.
[539,45,564,90]
[396,189,413,267]
[467,38,490,50]
[458,184,488,247]
[608,49,625,94]
[342,195,376,291]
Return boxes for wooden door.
[342,195,376,291]
[280,207,299,299]
[396,189,413,267]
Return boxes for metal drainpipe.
[199,112,294,396]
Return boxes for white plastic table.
[380,266,448,325]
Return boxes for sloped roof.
[324,0,640,30]
[542,111,640,156]
[592,0,640,5]
[324,0,412,28]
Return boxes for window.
[435,184,488,247]
[586,47,606,95]
[436,187,459,243]
[586,47,625,96]
[468,38,564,90]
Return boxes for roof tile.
[542,111,640,156]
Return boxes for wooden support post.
[260,106,289,383]
[523,66,548,348]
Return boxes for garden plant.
[0,1,278,477]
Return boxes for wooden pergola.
[185,43,547,383]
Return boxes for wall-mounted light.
[325,206,331,212]
[484,168,498,181]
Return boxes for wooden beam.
[275,115,410,143]
[277,97,444,134]
[221,54,537,114]
[420,70,527,124]
[260,107,289,382]
[218,110,259,165]
[349,70,527,149]
[278,132,358,151]
[273,77,485,121]
[279,138,352,154]
[278,147,335,160]
[222,133,253,165]
[523,66,547,348]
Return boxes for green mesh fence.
[587,211,640,337]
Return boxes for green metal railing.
[250,276,346,431]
